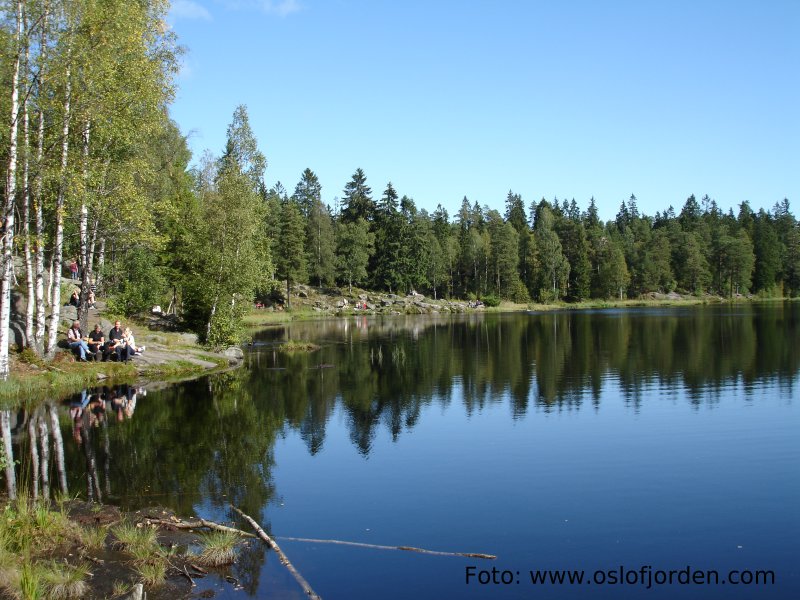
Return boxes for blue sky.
[167,0,799,221]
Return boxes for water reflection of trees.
[3,305,797,508]
[258,304,798,452]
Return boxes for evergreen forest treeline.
[2,1,799,376]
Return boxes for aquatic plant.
[196,531,239,566]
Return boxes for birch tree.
[1,0,23,380]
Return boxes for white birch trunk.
[88,219,98,275]
[38,414,50,499]
[22,19,34,348]
[45,57,72,357]
[206,239,226,342]
[33,5,49,355]
[28,410,40,499]
[1,411,16,499]
[0,0,23,380]
[96,237,105,291]
[45,259,53,308]
[48,402,67,494]
[78,121,90,331]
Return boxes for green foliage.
[106,247,167,316]
[274,199,308,306]
[534,207,570,300]
[340,168,374,223]
[180,107,271,344]
[336,218,375,293]
[481,294,500,307]
[597,237,630,299]
[206,302,247,348]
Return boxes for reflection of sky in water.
[263,377,798,600]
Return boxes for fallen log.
[277,536,496,560]
[230,505,321,600]
[141,517,255,538]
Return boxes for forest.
[2,1,799,380]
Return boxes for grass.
[40,561,90,600]
[0,358,136,406]
[79,524,108,551]
[0,494,80,557]
[0,497,98,600]
[276,340,320,353]
[112,523,159,558]
[111,580,131,598]
[112,522,168,586]
[195,531,239,566]
[136,561,166,587]
[243,308,321,327]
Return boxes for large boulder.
[223,346,244,362]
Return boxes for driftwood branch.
[230,505,322,600]
[276,536,496,560]
[181,565,196,587]
[124,583,144,600]
[141,517,256,538]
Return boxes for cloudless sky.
[167,0,799,221]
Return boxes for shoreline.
[3,294,793,406]
[1,327,243,406]
[243,288,794,328]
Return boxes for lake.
[36,304,800,598]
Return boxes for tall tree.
[306,197,336,288]
[181,108,270,344]
[1,0,23,379]
[292,168,334,287]
[292,167,321,218]
[340,168,373,224]
[534,206,569,300]
[752,211,781,293]
[274,199,307,309]
[373,182,404,292]
[336,218,374,293]
[597,237,630,299]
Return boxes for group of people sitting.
[67,320,145,362]
[69,287,96,308]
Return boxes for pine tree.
[337,218,374,293]
[752,211,781,293]
[306,198,336,288]
[341,168,374,223]
[275,199,307,308]
[373,182,404,292]
[534,206,569,301]
[504,191,527,233]
[597,237,630,299]
[555,218,591,301]
[293,168,322,218]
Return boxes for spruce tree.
[341,168,374,223]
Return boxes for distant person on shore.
[67,320,91,361]
[69,259,79,280]
[108,320,135,362]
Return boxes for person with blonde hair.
[123,327,145,355]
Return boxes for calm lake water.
[41,304,800,598]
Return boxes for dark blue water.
[57,303,800,598]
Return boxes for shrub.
[481,294,500,307]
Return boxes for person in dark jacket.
[108,320,135,362]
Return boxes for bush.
[509,280,531,303]
[481,294,500,307]
[105,247,167,316]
